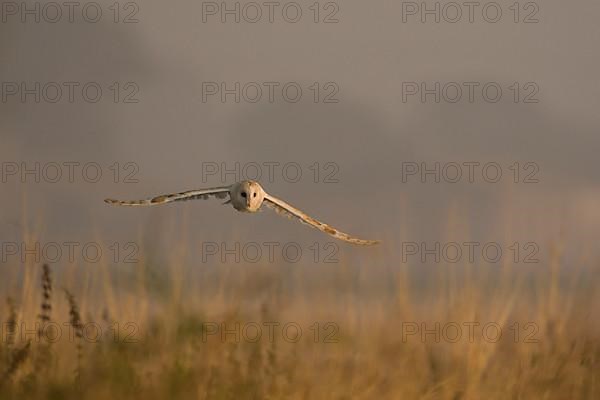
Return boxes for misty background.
[1,0,599,268]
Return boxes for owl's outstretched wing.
[263,193,380,246]
[104,186,231,206]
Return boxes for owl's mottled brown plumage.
[105,181,379,246]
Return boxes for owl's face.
[230,180,265,212]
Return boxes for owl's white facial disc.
[230,181,265,212]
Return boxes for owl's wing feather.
[104,186,231,207]
[263,193,380,246]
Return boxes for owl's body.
[105,180,379,246]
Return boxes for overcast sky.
[1,0,599,266]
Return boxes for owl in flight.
[105,181,379,246]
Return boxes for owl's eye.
[241,192,247,198]
[253,193,257,198]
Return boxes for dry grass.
[0,232,598,400]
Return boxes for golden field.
[0,224,599,400]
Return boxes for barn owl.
[105,181,379,246]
